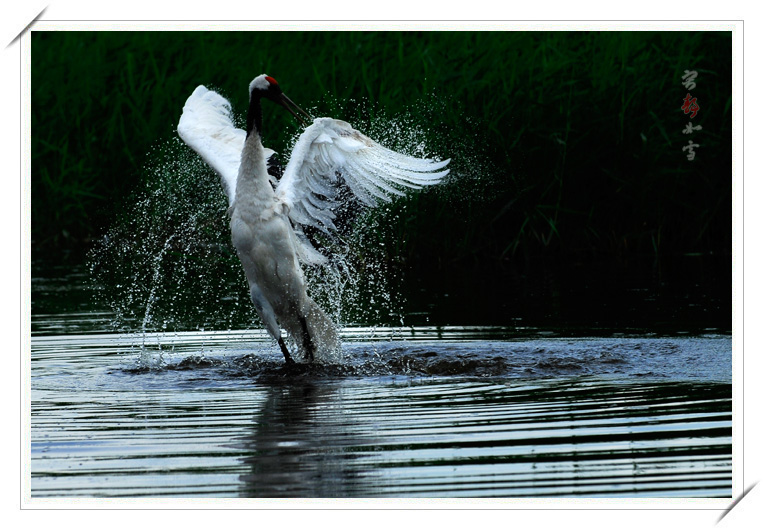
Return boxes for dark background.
[31,31,732,333]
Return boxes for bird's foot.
[278,337,295,366]
[299,316,316,363]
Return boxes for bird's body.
[178,74,449,364]
[230,131,337,362]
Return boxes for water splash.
[87,97,456,363]
[88,138,245,367]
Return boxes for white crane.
[177,74,450,365]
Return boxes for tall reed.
[32,30,732,269]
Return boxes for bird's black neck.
[246,94,263,138]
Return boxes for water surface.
[30,261,732,498]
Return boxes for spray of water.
[88,138,246,365]
[88,93,490,366]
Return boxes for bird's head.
[249,74,311,127]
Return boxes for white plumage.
[177,85,277,204]
[177,75,450,364]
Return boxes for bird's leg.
[299,316,316,363]
[277,337,295,365]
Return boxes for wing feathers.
[177,86,244,206]
[177,85,282,205]
[276,118,449,234]
[178,88,450,264]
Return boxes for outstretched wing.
[177,85,276,206]
[276,118,450,234]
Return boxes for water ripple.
[31,329,731,498]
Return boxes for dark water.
[29,258,732,498]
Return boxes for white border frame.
[16,18,747,527]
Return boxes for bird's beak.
[279,93,312,128]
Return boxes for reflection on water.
[31,329,731,498]
[237,378,730,498]
[238,383,367,498]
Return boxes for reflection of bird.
[177,74,450,364]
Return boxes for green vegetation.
[32,30,731,271]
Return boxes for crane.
[177,74,450,365]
